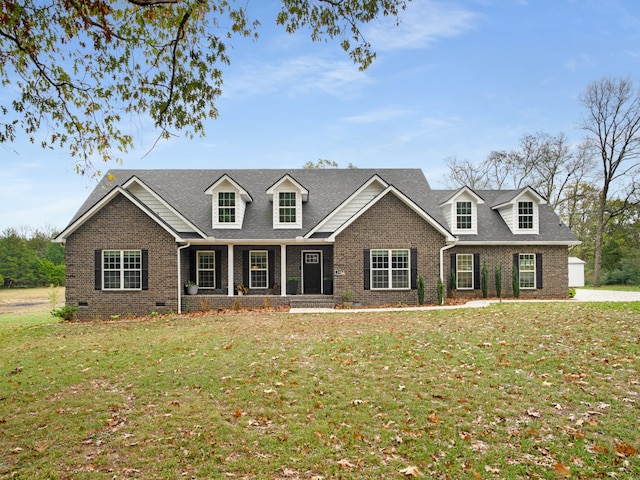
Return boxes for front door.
[302,251,322,294]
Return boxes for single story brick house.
[55,169,579,319]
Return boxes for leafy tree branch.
[0,0,411,175]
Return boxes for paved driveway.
[572,288,640,302]
[291,288,640,313]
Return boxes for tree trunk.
[592,189,607,287]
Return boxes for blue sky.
[2,0,639,231]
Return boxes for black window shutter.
[94,250,102,290]
[268,249,275,288]
[410,248,418,289]
[242,250,249,288]
[473,253,481,290]
[536,253,543,289]
[141,250,149,290]
[363,249,370,290]
[215,250,222,289]
[450,253,457,282]
[189,250,197,284]
[513,253,519,270]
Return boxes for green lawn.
[1,303,638,479]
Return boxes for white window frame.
[277,191,297,225]
[519,253,536,289]
[197,251,216,289]
[517,201,534,230]
[456,201,473,230]
[370,249,410,290]
[456,253,474,290]
[249,250,268,289]
[217,192,236,224]
[103,250,141,290]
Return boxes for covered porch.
[178,242,335,313]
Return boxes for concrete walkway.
[572,288,640,302]
[289,288,640,314]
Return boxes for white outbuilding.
[568,257,586,288]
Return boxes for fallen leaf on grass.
[34,441,50,452]
[337,458,355,468]
[526,409,541,418]
[232,407,244,418]
[281,467,298,476]
[554,462,572,477]
[614,442,638,458]
[428,412,440,423]
[399,465,423,476]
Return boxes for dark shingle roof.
[66,169,577,244]
[69,169,448,240]
[434,189,578,243]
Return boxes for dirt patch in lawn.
[0,287,63,316]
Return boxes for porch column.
[281,244,287,297]
[227,244,234,296]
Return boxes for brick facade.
[65,194,179,319]
[334,192,447,306]
[448,245,569,299]
[64,186,572,318]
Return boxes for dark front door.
[303,251,322,294]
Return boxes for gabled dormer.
[306,174,388,236]
[123,176,205,236]
[491,187,546,235]
[266,174,308,229]
[440,187,484,235]
[204,175,252,229]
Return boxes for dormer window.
[441,187,483,235]
[456,201,472,230]
[205,175,252,229]
[278,192,297,223]
[491,187,544,235]
[518,201,534,230]
[218,192,236,223]
[266,174,308,229]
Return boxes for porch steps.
[288,295,336,309]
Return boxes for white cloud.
[343,107,411,123]
[366,1,479,52]
[564,54,595,71]
[622,49,640,59]
[223,56,372,100]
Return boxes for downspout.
[177,243,191,314]
[439,243,456,284]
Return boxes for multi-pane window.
[519,253,535,289]
[456,201,472,230]
[371,249,410,289]
[197,251,216,288]
[250,250,268,289]
[103,250,141,290]
[218,192,236,223]
[456,254,473,289]
[278,192,297,223]
[518,201,534,229]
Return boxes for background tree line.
[0,227,65,288]
[445,76,640,287]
